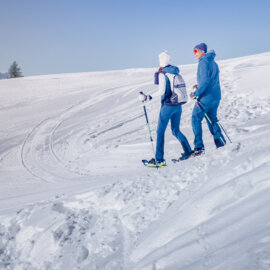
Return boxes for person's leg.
[156,105,171,161]
[205,103,217,136]
[192,104,205,149]
[170,106,192,154]
[206,101,226,147]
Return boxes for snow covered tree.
[8,61,23,78]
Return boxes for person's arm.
[194,61,210,97]
[158,73,166,96]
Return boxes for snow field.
[0,52,270,269]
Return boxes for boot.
[193,147,205,156]
[180,142,193,159]
[148,158,166,166]
[179,151,193,161]
[214,136,226,148]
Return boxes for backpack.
[165,73,188,105]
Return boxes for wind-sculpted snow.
[0,53,270,269]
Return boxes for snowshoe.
[142,158,167,168]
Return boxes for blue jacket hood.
[200,50,216,62]
[162,65,179,75]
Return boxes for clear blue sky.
[1,0,269,76]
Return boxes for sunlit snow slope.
[0,52,270,270]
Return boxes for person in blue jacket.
[190,43,226,155]
[147,51,193,166]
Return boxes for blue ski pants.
[192,100,225,149]
[156,104,192,160]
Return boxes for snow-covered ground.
[0,52,270,270]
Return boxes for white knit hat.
[159,51,171,67]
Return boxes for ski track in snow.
[1,53,270,269]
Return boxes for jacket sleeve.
[194,60,210,97]
[158,73,166,96]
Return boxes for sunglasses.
[193,49,199,54]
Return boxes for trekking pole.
[195,98,232,143]
[139,92,156,159]
[216,121,232,143]
[195,101,213,125]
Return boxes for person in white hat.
[146,51,193,166]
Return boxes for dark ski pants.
[156,104,192,161]
[192,100,225,149]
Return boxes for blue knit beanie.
[194,43,207,53]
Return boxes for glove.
[190,92,196,100]
[192,84,198,90]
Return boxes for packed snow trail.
[0,53,270,269]
[0,70,155,213]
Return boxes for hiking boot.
[148,158,166,166]
[193,147,205,156]
[156,159,166,166]
[214,137,226,148]
[179,151,193,161]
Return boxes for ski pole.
[195,99,232,143]
[195,101,213,125]
[217,121,232,143]
[139,92,156,160]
